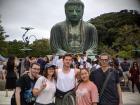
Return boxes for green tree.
[30,39,52,56]
[0,16,8,56]
[7,40,25,57]
[89,10,140,57]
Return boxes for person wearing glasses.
[90,53,123,105]
[11,63,40,105]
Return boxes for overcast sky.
[0,0,140,42]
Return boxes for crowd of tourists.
[0,53,140,105]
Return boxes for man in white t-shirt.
[55,53,79,105]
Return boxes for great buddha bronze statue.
[50,0,98,58]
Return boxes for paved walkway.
[0,91,140,105]
[0,91,13,105]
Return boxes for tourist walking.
[120,58,130,87]
[129,61,140,93]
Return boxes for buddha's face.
[65,4,84,22]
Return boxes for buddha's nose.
[73,10,77,15]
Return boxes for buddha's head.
[65,0,84,23]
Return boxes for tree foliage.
[7,40,25,57]
[5,39,51,57]
[1,10,140,58]
[0,16,8,56]
[29,39,52,57]
[89,10,140,58]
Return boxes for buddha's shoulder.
[52,21,66,28]
[83,21,96,29]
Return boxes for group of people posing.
[9,53,126,105]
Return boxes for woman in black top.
[5,55,17,96]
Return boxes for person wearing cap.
[33,64,56,105]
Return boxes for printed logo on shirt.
[24,81,36,104]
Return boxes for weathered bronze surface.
[50,0,98,58]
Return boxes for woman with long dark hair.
[5,55,17,96]
[129,61,140,93]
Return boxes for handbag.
[11,93,16,105]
